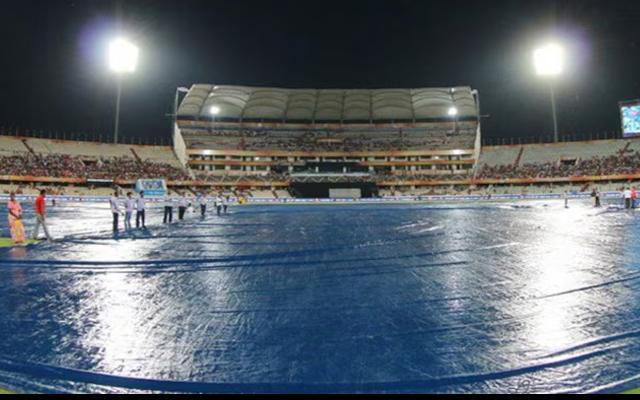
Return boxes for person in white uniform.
[163,194,173,224]
[109,190,123,233]
[136,191,146,228]
[124,192,135,230]
[178,193,189,220]
[215,195,223,216]
[198,193,208,217]
[223,196,229,214]
[624,187,632,209]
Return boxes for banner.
[0,192,624,204]
[135,179,167,197]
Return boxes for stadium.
[2,0,640,395]
[2,85,638,199]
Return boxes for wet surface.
[0,200,639,393]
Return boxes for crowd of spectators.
[477,149,640,180]
[187,129,476,152]
[2,152,471,185]
[0,153,190,181]
[0,154,84,178]
[7,140,638,186]
[84,157,190,181]
[373,171,469,183]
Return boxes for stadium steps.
[514,146,524,166]
[20,139,37,157]
[129,147,144,164]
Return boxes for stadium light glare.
[448,107,458,117]
[210,106,221,116]
[533,43,564,77]
[108,38,138,144]
[108,38,139,73]
[533,43,564,142]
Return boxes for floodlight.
[533,43,565,142]
[109,38,139,73]
[448,107,458,117]
[210,106,221,115]
[533,44,564,76]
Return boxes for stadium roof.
[177,85,478,123]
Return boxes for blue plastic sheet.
[0,200,639,393]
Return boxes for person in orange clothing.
[32,189,53,241]
[7,192,25,245]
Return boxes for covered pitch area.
[0,200,639,393]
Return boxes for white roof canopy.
[178,85,478,123]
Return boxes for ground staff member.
[125,192,135,230]
[624,187,632,209]
[110,191,123,233]
[215,195,223,216]
[223,196,229,213]
[198,193,207,217]
[178,193,189,220]
[32,189,53,240]
[163,195,174,223]
[136,191,146,228]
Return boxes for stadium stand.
[0,136,28,156]
[518,140,628,164]
[21,137,182,167]
[0,136,190,183]
[174,84,481,196]
[477,145,522,167]
[3,130,640,198]
[3,83,640,198]
[134,146,183,167]
[477,139,640,179]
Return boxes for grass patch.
[0,238,40,248]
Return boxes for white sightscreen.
[329,188,362,198]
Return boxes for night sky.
[1,0,639,144]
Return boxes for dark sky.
[1,0,639,144]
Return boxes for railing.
[0,128,172,146]
[1,173,639,188]
[481,131,623,146]
[1,128,625,148]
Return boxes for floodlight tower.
[533,43,564,142]
[108,38,139,144]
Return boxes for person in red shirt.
[32,189,53,240]
[632,187,638,209]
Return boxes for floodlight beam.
[109,38,139,73]
[534,43,565,142]
[108,38,138,144]
[533,44,564,77]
